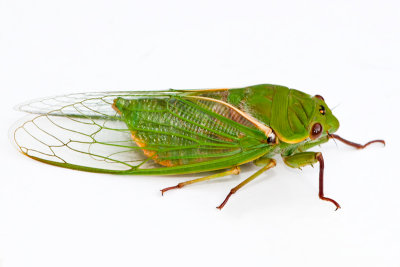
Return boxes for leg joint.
[232,166,241,175]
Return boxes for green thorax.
[196,84,315,143]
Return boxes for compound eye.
[310,123,322,140]
[315,95,325,101]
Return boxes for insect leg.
[217,158,276,210]
[296,136,329,152]
[160,166,240,195]
[283,152,340,210]
[329,134,385,149]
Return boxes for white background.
[1,0,399,266]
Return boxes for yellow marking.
[275,132,308,144]
[179,88,230,92]
[186,95,273,138]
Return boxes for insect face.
[310,95,340,139]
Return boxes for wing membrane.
[13,91,271,175]
[16,91,175,116]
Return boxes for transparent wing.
[13,91,271,175]
[16,91,174,116]
[13,92,169,172]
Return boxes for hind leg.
[161,166,240,195]
[217,158,276,210]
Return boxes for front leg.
[296,135,329,152]
[283,152,341,210]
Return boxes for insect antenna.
[331,103,341,110]
[327,132,339,148]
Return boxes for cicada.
[13,84,384,209]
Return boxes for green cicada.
[13,84,384,209]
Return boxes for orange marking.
[113,99,177,167]
[112,100,122,115]
[131,132,176,167]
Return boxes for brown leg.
[316,153,341,210]
[161,167,240,195]
[329,134,385,149]
[217,158,276,210]
[284,152,340,210]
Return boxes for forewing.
[14,93,156,172]
[13,91,271,175]
[16,91,174,116]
